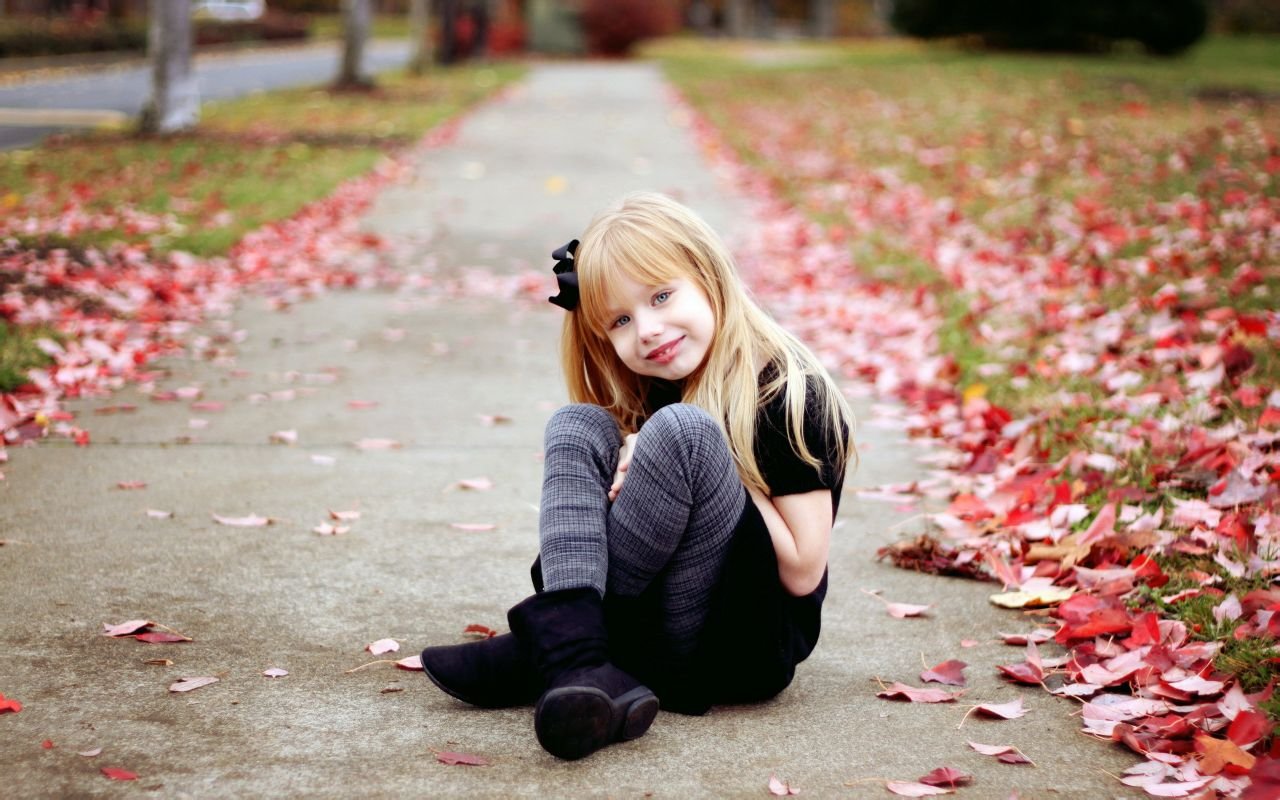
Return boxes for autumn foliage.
[668,39,1278,798]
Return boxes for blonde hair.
[560,191,855,494]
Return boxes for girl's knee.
[545,403,619,448]
[643,403,720,443]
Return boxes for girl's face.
[601,274,716,382]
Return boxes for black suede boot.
[420,633,543,708]
[508,587,660,760]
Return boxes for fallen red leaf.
[100,767,137,781]
[464,624,498,639]
[134,632,190,644]
[918,767,972,788]
[1228,709,1273,746]
[435,750,489,766]
[0,692,21,713]
[1244,757,1280,800]
[920,659,967,686]
[877,682,960,703]
[41,739,53,749]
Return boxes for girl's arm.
[746,486,833,596]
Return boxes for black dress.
[610,368,848,714]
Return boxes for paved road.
[0,39,410,149]
[0,63,1143,797]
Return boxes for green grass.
[0,63,523,258]
[308,13,412,41]
[0,61,524,392]
[0,322,55,393]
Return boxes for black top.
[638,367,847,712]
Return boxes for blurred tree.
[407,0,432,73]
[812,0,836,36]
[336,0,373,87]
[140,0,198,133]
[888,0,1208,55]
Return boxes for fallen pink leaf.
[212,513,275,528]
[434,750,488,766]
[269,430,298,445]
[366,638,400,655]
[329,509,361,521]
[886,781,953,797]
[313,523,350,536]
[347,400,379,410]
[448,477,494,492]
[79,747,103,757]
[145,509,174,519]
[862,588,932,618]
[972,698,1028,719]
[262,668,289,678]
[767,774,800,796]
[102,620,153,637]
[968,742,1033,765]
[354,438,402,450]
[478,414,512,426]
[115,481,146,490]
[396,655,423,671]
[450,523,497,532]
[168,676,218,693]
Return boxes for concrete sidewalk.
[1,63,1141,798]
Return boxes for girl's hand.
[609,433,638,501]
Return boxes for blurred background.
[0,0,1276,62]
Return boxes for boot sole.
[534,685,659,760]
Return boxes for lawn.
[0,62,523,394]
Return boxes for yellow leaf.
[1195,733,1256,775]
[989,587,1075,609]
[544,175,567,195]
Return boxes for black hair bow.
[548,239,580,311]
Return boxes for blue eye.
[653,290,671,304]
[611,315,631,329]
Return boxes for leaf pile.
[667,43,1279,797]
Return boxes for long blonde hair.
[560,191,855,494]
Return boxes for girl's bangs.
[578,231,686,332]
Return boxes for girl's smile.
[604,277,715,381]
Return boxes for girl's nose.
[637,314,663,341]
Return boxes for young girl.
[420,191,855,760]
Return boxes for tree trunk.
[811,0,836,38]
[140,0,198,134]
[726,0,750,37]
[754,0,775,38]
[337,0,373,88]
[407,0,432,75]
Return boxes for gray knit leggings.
[539,403,747,658]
